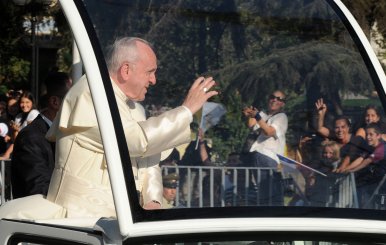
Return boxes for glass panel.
[139,241,386,245]
[83,0,385,211]
[140,242,386,245]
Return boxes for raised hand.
[242,106,258,118]
[315,98,327,116]
[182,76,218,114]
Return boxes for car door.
[1,0,386,244]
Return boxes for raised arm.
[242,106,277,137]
[315,98,330,138]
[198,128,211,164]
[335,156,350,173]
[243,106,259,129]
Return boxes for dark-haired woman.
[315,98,371,173]
[355,105,386,141]
[13,91,40,134]
[0,91,39,160]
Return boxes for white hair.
[105,37,154,74]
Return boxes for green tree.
[342,0,386,38]
[0,0,30,91]
[0,1,72,96]
[84,0,384,159]
[207,90,250,163]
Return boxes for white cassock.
[0,75,192,220]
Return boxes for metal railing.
[0,160,11,205]
[0,161,363,209]
[163,165,284,207]
[162,165,359,208]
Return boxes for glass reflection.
[84,0,382,210]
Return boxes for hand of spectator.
[143,200,161,210]
[182,76,218,114]
[10,121,20,132]
[299,136,312,149]
[198,128,204,142]
[315,98,327,116]
[3,135,10,143]
[334,167,343,173]
[307,175,316,186]
[0,154,10,160]
[242,106,258,118]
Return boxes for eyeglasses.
[269,94,285,102]
[7,90,22,98]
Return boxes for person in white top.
[0,91,39,160]
[242,90,288,167]
[12,91,40,133]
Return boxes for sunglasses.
[269,94,285,102]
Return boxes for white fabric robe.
[0,75,192,220]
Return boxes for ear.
[120,63,131,80]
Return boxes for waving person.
[0,37,218,220]
[314,98,370,173]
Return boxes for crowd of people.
[158,90,288,207]
[161,91,386,209]
[0,72,72,199]
[292,99,386,207]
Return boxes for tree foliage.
[0,0,30,90]
[80,0,386,159]
[213,41,371,109]
[2,0,386,160]
[342,0,386,38]
[0,1,71,94]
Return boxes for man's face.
[268,91,285,113]
[122,42,157,101]
[334,119,350,140]
[163,187,177,202]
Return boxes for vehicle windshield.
[83,0,385,212]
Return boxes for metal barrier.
[163,166,288,208]
[323,173,358,208]
[363,174,386,209]
[162,166,359,208]
[0,160,11,205]
[0,161,360,208]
